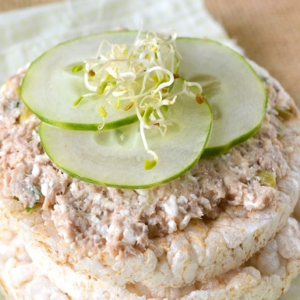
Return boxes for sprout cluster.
[72,30,203,169]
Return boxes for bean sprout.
[72,31,204,169]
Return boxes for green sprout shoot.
[71,64,84,73]
[73,30,203,169]
[98,105,107,117]
[73,95,84,106]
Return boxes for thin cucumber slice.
[176,38,267,157]
[39,94,212,189]
[21,32,142,131]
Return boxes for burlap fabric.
[206,0,300,106]
[0,0,62,11]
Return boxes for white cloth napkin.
[0,0,235,84]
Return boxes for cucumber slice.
[21,32,142,131]
[39,94,212,189]
[176,38,267,157]
[25,32,267,188]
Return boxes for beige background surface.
[0,0,62,11]
[1,0,300,104]
[206,0,300,106]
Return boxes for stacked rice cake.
[1,7,300,300]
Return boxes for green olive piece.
[256,170,276,188]
[275,106,294,121]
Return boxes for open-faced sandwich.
[1,6,300,300]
